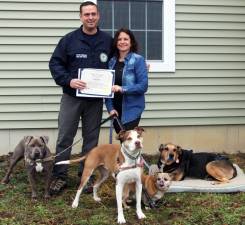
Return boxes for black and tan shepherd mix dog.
[157,143,237,183]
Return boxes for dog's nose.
[135,141,141,147]
[169,153,174,160]
[34,152,40,158]
[158,179,165,186]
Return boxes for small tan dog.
[123,172,171,209]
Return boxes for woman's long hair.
[112,28,138,57]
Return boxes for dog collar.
[121,145,141,161]
[25,156,35,166]
[115,159,144,177]
[116,146,144,175]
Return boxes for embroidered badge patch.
[100,52,108,62]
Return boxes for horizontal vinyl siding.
[0,0,245,129]
[148,0,245,126]
[0,0,79,129]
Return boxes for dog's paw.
[44,193,51,200]
[31,196,38,202]
[117,215,126,224]
[137,210,146,220]
[72,200,79,208]
[93,196,101,202]
[1,178,9,184]
[123,204,130,209]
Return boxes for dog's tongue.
[176,159,179,163]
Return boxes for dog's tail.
[55,156,86,165]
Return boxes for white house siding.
[0,0,245,154]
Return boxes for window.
[96,0,175,72]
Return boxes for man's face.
[80,5,100,32]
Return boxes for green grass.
[0,153,244,225]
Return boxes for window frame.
[93,0,175,72]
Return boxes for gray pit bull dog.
[1,136,53,200]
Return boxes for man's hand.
[70,79,86,90]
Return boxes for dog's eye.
[157,178,161,181]
[164,178,168,181]
[127,137,132,141]
[137,135,140,138]
[173,149,176,152]
[164,147,169,151]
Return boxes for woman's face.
[117,32,131,54]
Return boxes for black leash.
[142,187,157,209]
[114,116,125,131]
[58,114,116,158]
[37,115,115,162]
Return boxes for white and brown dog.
[56,127,146,224]
[115,127,146,223]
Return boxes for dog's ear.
[167,173,173,181]
[158,144,165,152]
[176,145,182,155]
[116,130,126,141]
[134,126,145,135]
[23,136,33,145]
[153,171,160,179]
[40,136,49,145]
[168,173,175,181]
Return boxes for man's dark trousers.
[53,93,103,180]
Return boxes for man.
[49,1,112,194]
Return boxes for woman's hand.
[112,85,123,93]
[109,110,118,117]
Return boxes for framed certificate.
[76,68,115,98]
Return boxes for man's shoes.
[49,178,67,195]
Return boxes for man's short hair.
[80,1,98,13]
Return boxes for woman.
[105,28,148,133]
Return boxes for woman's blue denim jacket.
[105,52,148,124]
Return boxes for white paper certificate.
[76,68,115,98]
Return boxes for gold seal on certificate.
[76,68,115,98]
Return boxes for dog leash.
[142,186,157,209]
[109,115,124,144]
[35,114,117,163]
[56,114,116,158]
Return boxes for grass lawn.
[0,153,244,225]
